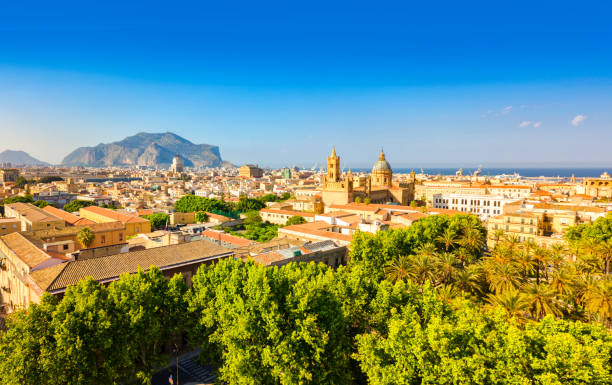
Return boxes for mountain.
[61,132,223,168]
[0,150,49,166]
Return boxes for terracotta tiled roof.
[81,206,149,224]
[30,263,68,291]
[45,239,233,292]
[0,232,52,269]
[201,230,254,247]
[260,208,315,217]
[43,206,95,226]
[6,202,63,223]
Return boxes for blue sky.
[1,1,611,167]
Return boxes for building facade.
[239,164,263,178]
[320,148,415,207]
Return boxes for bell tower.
[327,147,340,182]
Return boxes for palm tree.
[77,227,95,248]
[522,283,562,320]
[549,243,568,271]
[550,266,577,300]
[454,265,483,295]
[598,239,612,275]
[487,262,523,294]
[415,242,438,257]
[436,284,459,304]
[437,252,458,284]
[532,246,550,284]
[512,250,535,280]
[384,255,412,283]
[581,278,612,326]
[459,227,485,255]
[436,228,458,252]
[486,290,529,320]
[492,229,506,245]
[504,234,522,254]
[408,254,440,285]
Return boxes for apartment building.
[432,193,516,220]
[79,206,151,236]
[4,202,66,232]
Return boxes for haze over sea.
[347,168,610,178]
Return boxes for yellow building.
[0,232,67,312]
[0,169,19,183]
[583,172,611,198]
[79,206,151,236]
[487,201,607,247]
[170,211,196,226]
[27,221,127,251]
[260,208,316,225]
[0,218,20,236]
[4,202,66,232]
[320,148,414,207]
[239,164,263,178]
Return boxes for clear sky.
[1,1,611,168]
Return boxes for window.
[101,235,106,244]
[119,233,123,241]
[63,244,69,250]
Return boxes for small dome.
[372,150,392,173]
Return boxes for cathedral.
[321,148,415,206]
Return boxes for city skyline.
[1,1,611,166]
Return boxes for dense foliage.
[175,193,291,218]
[285,215,307,226]
[0,268,188,385]
[195,211,209,223]
[63,199,94,213]
[230,211,279,242]
[141,213,169,230]
[174,195,237,218]
[38,176,63,184]
[1,213,612,384]
[32,200,52,208]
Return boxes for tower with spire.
[327,147,340,182]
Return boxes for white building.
[170,156,184,173]
[432,193,517,220]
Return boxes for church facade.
[321,148,415,206]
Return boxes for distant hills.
[0,150,49,166]
[62,132,225,168]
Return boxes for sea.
[347,168,611,179]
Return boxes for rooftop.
[5,202,64,223]
[43,206,95,226]
[40,239,233,293]
[80,206,149,224]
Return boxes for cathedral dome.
[371,151,392,173]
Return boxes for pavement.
[150,350,217,385]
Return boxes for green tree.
[195,211,209,223]
[354,196,362,204]
[63,199,94,213]
[77,227,95,248]
[32,200,51,208]
[0,295,58,385]
[235,196,266,212]
[140,213,168,230]
[38,176,63,183]
[188,259,354,384]
[364,197,371,205]
[243,210,263,226]
[285,215,306,226]
[107,268,188,383]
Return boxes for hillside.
[0,150,49,166]
[61,132,223,168]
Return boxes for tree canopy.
[140,213,168,230]
[63,199,94,213]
